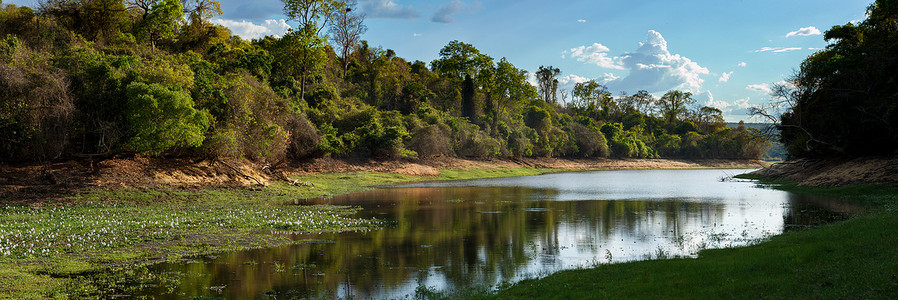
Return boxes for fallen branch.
[214,159,263,186]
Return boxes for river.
[141,169,854,299]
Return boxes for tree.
[621,90,655,116]
[281,0,343,36]
[280,0,343,101]
[535,65,560,103]
[755,0,898,157]
[328,0,366,77]
[657,90,693,123]
[694,106,725,133]
[273,26,327,102]
[138,0,183,50]
[430,40,493,80]
[571,80,612,119]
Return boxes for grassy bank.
[471,181,898,299]
[0,166,554,299]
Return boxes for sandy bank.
[0,156,767,201]
[750,156,898,186]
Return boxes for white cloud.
[413,33,423,37]
[718,71,733,83]
[432,0,464,23]
[703,96,756,117]
[600,72,620,83]
[737,62,747,67]
[604,30,710,93]
[557,74,592,86]
[755,47,803,53]
[786,26,822,38]
[361,0,420,19]
[565,43,624,70]
[746,83,772,94]
[210,18,291,40]
[577,19,587,23]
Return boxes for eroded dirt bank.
[1,156,767,202]
[750,156,898,186]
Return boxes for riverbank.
[467,158,898,299]
[0,157,765,299]
[0,156,767,202]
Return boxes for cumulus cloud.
[737,62,747,67]
[755,47,803,53]
[603,30,710,93]
[565,43,624,69]
[361,0,420,19]
[210,18,291,40]
[703,96,756,116]
[786,26,822,38]
[577,19,587,23]
[746,83,772,94]
[718,71,733,83]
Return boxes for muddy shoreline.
[1,156,768,202]
[749,156,898,186]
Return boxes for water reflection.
[143,169,853,299]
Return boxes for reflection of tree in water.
[146,187,759,299]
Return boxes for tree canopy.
[770,0,898,158]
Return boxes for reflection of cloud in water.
[143,169,847,299]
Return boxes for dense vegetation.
[763,0,898,158]
[0,0,769,164]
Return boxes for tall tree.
[137,0,183,50]
[280,0,343,101]
[328,0,366,77]
[535,65,560,104]
[571,80,613,119]
[621,90,656,116]
[657,90,693,123]
[430,40,493,80]
[281,0,342,35]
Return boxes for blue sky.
[5,0,872,121]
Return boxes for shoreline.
[1,156,769,202]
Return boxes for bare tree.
[328,0,366,77]
[750,81,845,154]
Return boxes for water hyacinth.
[0,202,381,258]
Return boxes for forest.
[760,0,898,158]
[0,0,770,165]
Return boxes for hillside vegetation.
[0,0,769,166]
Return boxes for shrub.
[410,124,451,157]
[124,82,209,154]
[570,123,608,158]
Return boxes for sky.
[5,0,873,122]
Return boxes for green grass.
[0,166,555,299]
[471,181,898,299]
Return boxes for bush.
[124,82,209,154]
[569,123,608,158]
[410,124,451,157]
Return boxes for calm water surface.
[143,169,856,299]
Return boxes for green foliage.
[124,82,209,154]
[430,40,494,80]
[0,0,771,162]
[139,0,184,48]
[777,0,898,157]
[0,34,18,63]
